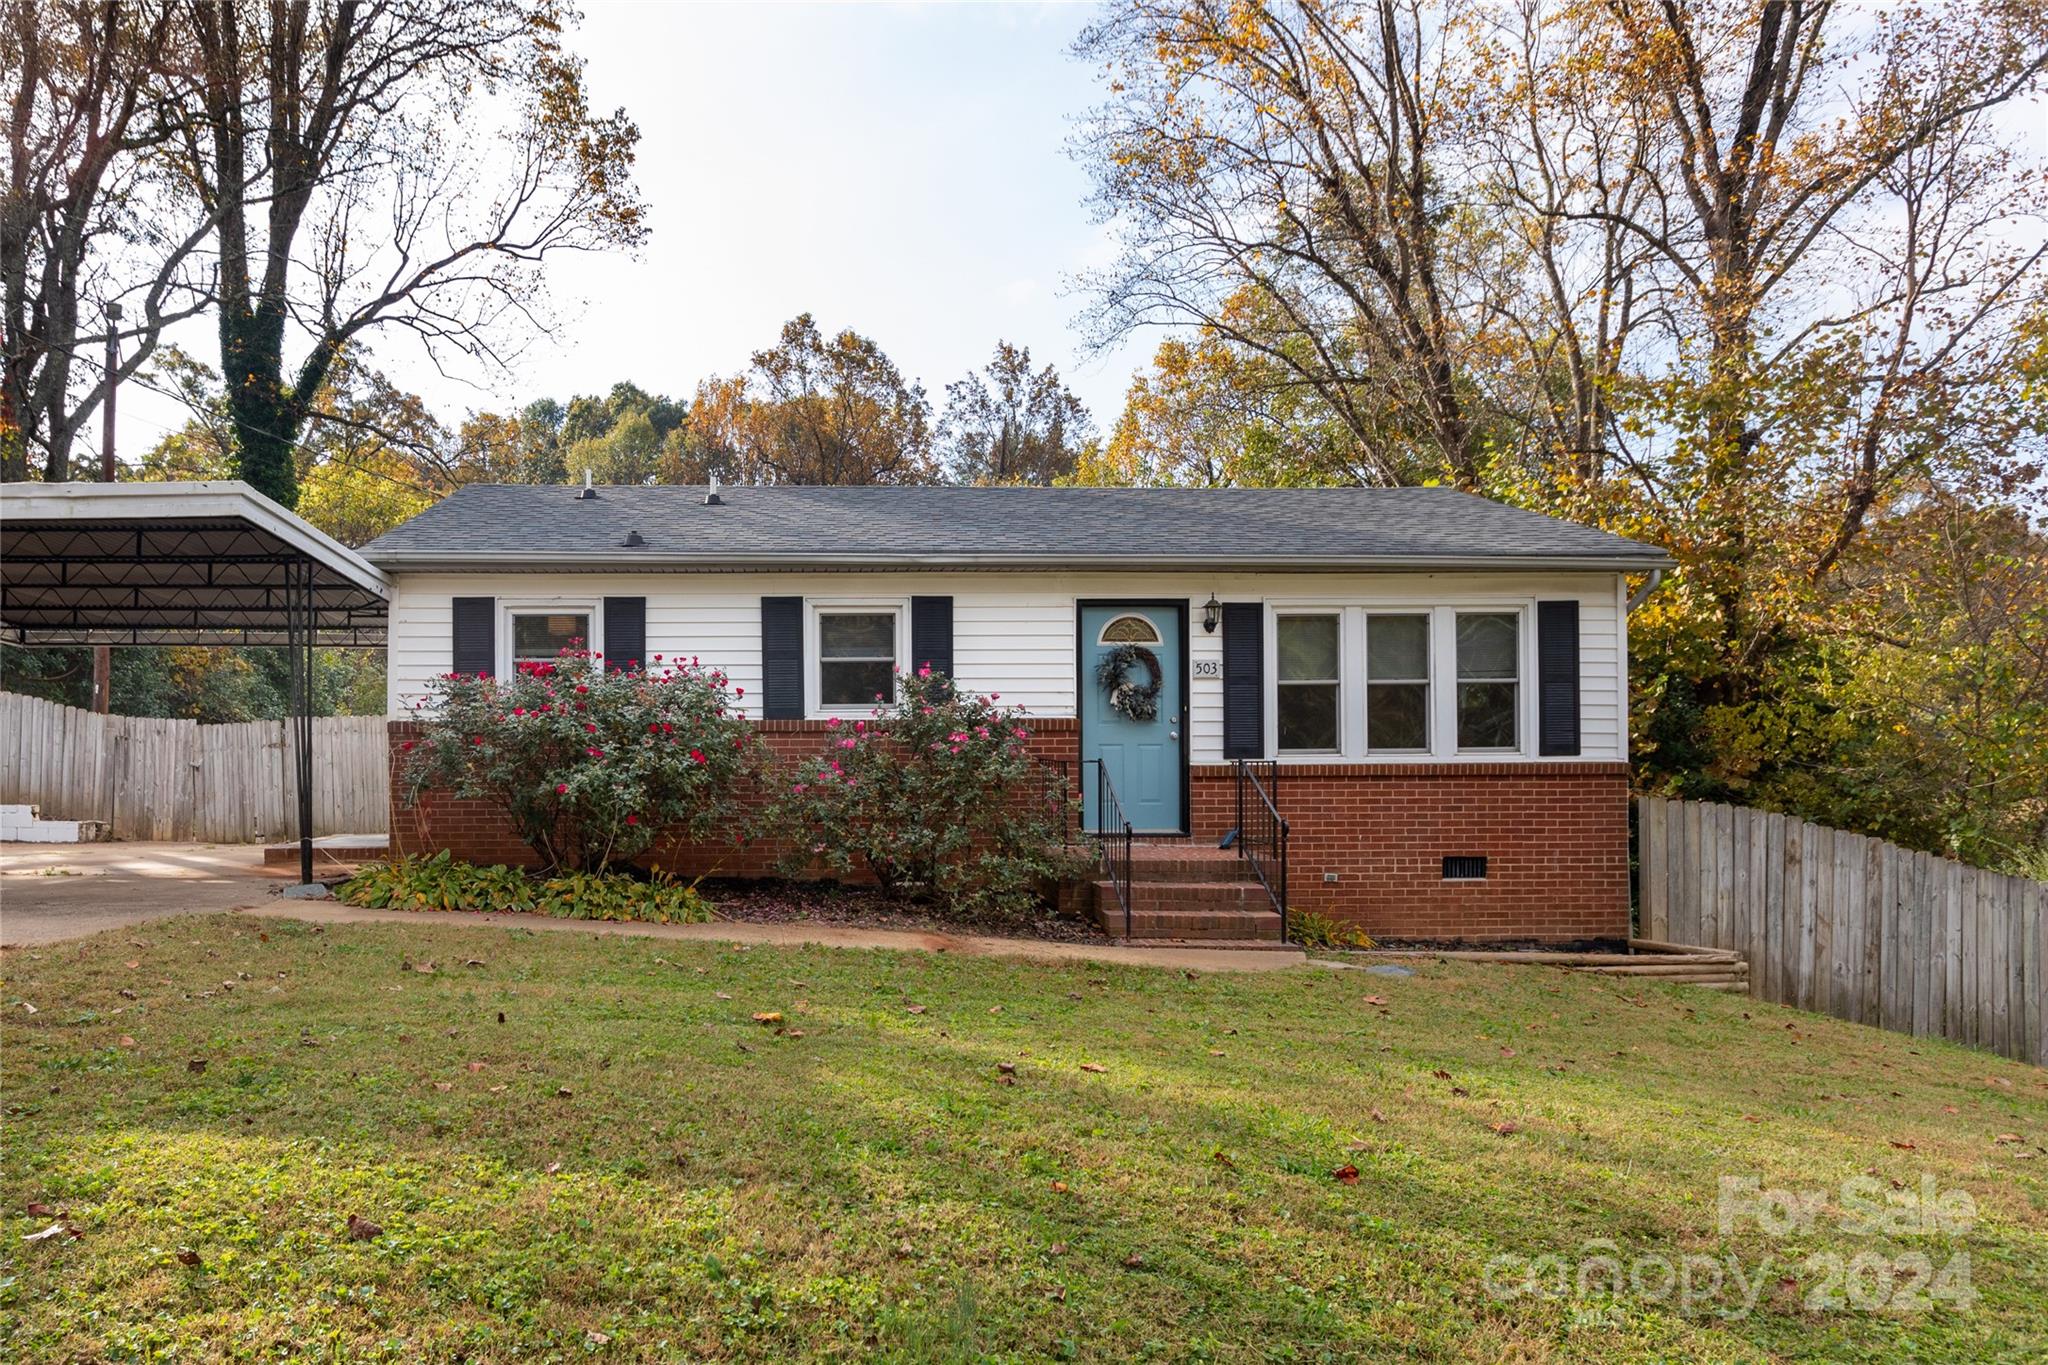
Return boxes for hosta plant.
[338,851,710,924]
[400,645,761,872]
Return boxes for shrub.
[338,852,710,924]
[400,645,760,872]
[1289,909,1373,951]
[765,668,1091,917]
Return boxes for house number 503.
[1193,659,1221,678]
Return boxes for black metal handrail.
[1084,758,1134,939]
[1234,759,1290,941]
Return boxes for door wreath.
[1096,644,1164,722]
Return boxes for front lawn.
[3,916,2044,1361]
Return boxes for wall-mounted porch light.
[1202,593,1221,634]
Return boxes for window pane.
[1278,683,1339,751]
[1277,615,1339,681]
[1457,681,1518,749]
[1367,615,1428,680]
[1456,612,1518,679]
[820,612,895,658]
[821,659,895,707]
[1367,682,1428,749]
[1101,615,1161,644]
[512,612,588,660]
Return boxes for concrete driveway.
[0,842,284,947]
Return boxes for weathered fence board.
[1640,796,2046,1067]
[0,692,386,841]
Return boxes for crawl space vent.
[1441,855,1488,881]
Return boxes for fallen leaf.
[1049,1242,1068,1256]
[1432,1069,1452,1081]
[463,958,485,967]
[1330,1164,1361,1184]
[124,961,139,970]
[410,961,437,974]
[488,1083,507,1093]
[1450,1085,1470,1097]
[176,1248,201,1267]
[21,1222,76,1243]
[1050,1180,1069,1193]
[466,1061,487,1073]
[1212,1150,1234,1168]
[1942,1105,1959,1115]
[997,1061,1017,1075]
[118,988,137,1000]
[497,1011,506,1024]
[118,1036,135,1048]
[1491,1121,1521,1137]
[545,1161,563,1175]
[752,1012,784,1025]
[1080,1062,1107,1074]
[1889,1138,1917,1151]
[345,1214,381,1241]
[1499,1047,1517,1059]
[905,1004,926,1014]
[585,1330,611,1346]
[895,1239,915,1258]
[1987,1077,2014,1089]
[434,1082,453,1092]
[187,1059,206,1074]
[988,1005,1003,1014]
[556,1086,573,1097]
[25,1201,55,1217]
[715,991,733,1001]
[1363,995,1388,1007]
[1207,1048,1225,1056]
[19,1002,36,1015]
[1122,1251,1145,1268]
[1369,1108,1386,1124]
[1993,1133,2022,1145]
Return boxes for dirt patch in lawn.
[701,877,1105,944]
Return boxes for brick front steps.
[1089,843,1285,943]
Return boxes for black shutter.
[1537,599,1581,756]
[1221,602,1264,760]
[603,597,646,674]
[761,596,804,719]
[910,595,954,680]
[452,596,495,677]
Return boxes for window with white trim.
[1275,613,1341,752]
[506,605,594,672]
[1454,611,1520,750]
[1365,613,1429,751]
[817,609,899,708]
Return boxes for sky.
[115,1,1148,463]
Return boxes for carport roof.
[1,481,389,646]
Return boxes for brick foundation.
[387,722,1631,942]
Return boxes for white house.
[361,483,1670,943]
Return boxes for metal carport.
[0,481,390,883]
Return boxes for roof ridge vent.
[578,469,596,500]
[704,475,722,507]
[622,529,644,547]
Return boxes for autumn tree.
[170,0,646,507]
[1,0,213,481]
[1073,0,1501,487]
[684,314,936,485]
[938,341,1094,485]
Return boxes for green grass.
[2,915,2044,1362]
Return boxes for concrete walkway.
[240,901,1312,973]
[1,842,290,946]
[3,839,1308,972]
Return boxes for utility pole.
[91,302,122,715]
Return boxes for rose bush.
[400,644,760,872]
[764,668,1091,917]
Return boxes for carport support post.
[289,557,315,885]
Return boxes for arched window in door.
[1098,614,1161,645]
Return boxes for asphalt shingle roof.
[357,483,1669,570]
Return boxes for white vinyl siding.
[385,570,1629,762]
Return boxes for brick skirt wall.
[387,722,1631,942]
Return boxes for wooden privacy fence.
[0,692,387,842]
[1638,796,2045,1067]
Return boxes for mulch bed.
[698,878,1105,944]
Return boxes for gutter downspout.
[1625,567,1666,613]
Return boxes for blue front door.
[1080,604,1185,834]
